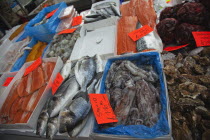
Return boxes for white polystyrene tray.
[90,52,172,140]
[70,17,119,61]
[0,57,63,130]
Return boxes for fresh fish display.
[46,115,59,140]
[0,62,56,124]
[58,93,91,135]
[47,75,80,117]
[46,28,80,63]
[36,99,50,136]
[74,56,96,92]
[60,60,72,80]
[102,60,161,128]
[84,1,120,23]
[163,48,210,140]
[36,55,103,139]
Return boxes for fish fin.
[72,91,88,101]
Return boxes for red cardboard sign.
[192,32,210,47]
[72,16,82,27]
[128,25,153,41]
[52,73,63,95]
[46,8,58,19]
[24,57,42,76]
[89,94,118,124]
[2,77,14,87]
[164,44,189,51]
[58,28,76,35]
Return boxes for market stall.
[0,0,210,140]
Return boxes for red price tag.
[2,77,14,87]
[164,44,189,51]
[46,8,58,19]
[192,32,210,47]
[58,28,76,35]
[24,57,42,76]
[128,25,153,41]
[52,73,63,95]
[89,94,118,124]
[43,4,49,8]
[71,16,82,27]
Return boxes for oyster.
[179,82,207,99]
[177,98,205,107]
[195,106,210,119]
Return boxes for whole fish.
[66,96,91,134]
[94,55,103,73]
[61,60,71,80]
[75,56,96,92]
[48,76,80,117]
[36,99,50,136]
[68,114,89,137]
[87,72,103,94]
[58,92,91,134]
[46,116,59,140]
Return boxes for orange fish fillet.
[17,76,29,97]
[42,62,56,82]
[9,97,21,121]
[21,94,33,111]
[30,66,45,93]
[19,111,32,123]
[11,110,24,123]
[25,90,39,112]
[26,85,47,112]
[135,0,157,29]
[117,16,138,55]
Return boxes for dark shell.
[160,3,184,21]
[156,18,179,44]
[177,2,208,25]
[175,23,205,45]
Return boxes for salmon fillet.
[135,0,157,29]
[117,16,138,55]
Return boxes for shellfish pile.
[163,47,210,140]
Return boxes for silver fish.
[66,96,91,134]
[48,76,80,117]
[61,60,72,80]
[84,17,103,23]
[110,4,120,16]
[75,56,96,92]
[36,99,50,136]
[87,72,103,94]
[46,116,59,140]
[94,54,103,73]
[68,114,89,137]
[103,7,115,16]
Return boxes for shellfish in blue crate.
[94,52,170,139]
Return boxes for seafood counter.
[1,0,210,140]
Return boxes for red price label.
[46,8,58,19]
[52,73,63,95]
[164,44,189,51]
[2,77,14,87]
[192,32,210,47]
[58,28,76,35]
[89,94,118,124]
[71,16,82,27]
[128,25,153,41]
[24,57,42,76]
